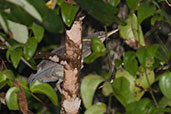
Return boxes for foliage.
[0,0,171,113]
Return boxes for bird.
[28,29,118,91]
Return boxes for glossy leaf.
[5,87,19,110]
[61,3,79,27]
[123,51,138,76]
[119,14,145,46]
[76,0,118,25]
[85,103,106,114]
[43,9,64,33]
[84,37,105,64]
[24,37,38,60]
[159,71,171,99]
[30,80,58,106]
[81,74,104,109]
[10,48,22,68]
[91,37,105,53]
[7,0,42,22]
[8,20,28,44]
[102,81,113,96]
[32,23,44,42]
[138,2,155,24]
[126,0,140,12]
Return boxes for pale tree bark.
[60,17,83,114]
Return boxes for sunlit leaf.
[30,80,58,106]
[8,20,28,44]
[85,103,106,114]
[10,48,22,68]
[32,23,44,42]
[5,87,19,110]
[61,3,79,27]
[81,74,104,109]
[159,71,171,99]
[24,37,38,60]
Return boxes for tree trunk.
[60,18,83,114]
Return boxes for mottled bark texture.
[60,19,82,114]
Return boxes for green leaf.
[115,59,122,68]
[109,0,120,7]
[84,37,105,64]
[81,74,104,109]
[5,87,19,110]
[126,0,140,12]
[119,14,145,46]
[138,2,155,24]
[135,68,155,89]
[159,71,171,99]
[91,37,105,53]
[112,77,135,107]
[155,44,170,63]
[125,98,155,114]
[159,97,171,108]
[30,80,58,106]
[0,70,15,80]
[0,13,8,33]
[8,20,28,44]
[136,48,148,67]
[151,16,163,26]
[24,37,38,60]
[10,5,34,26]
[85,103,106,114]
[76,0,118,25]
[43,9,64,33]
[7,0,42,22]
[147,44,158,57]
[123,51,138,76]
[10,48,22,68]
[102,81,113,96]
[61,3,79,27]
[32,23,44,42]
